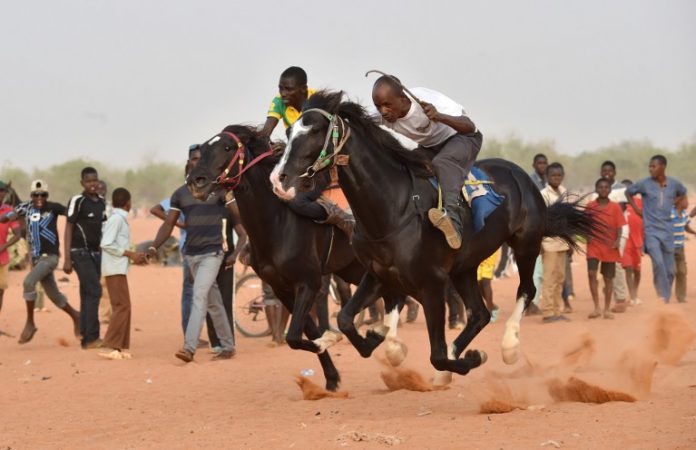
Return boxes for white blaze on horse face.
[270,118,311,200]
[208,136,221,145]
[501,297,526,365]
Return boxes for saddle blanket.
[429,167,505,233]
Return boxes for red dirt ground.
[1,216,695,449]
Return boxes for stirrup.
[428,208,462,249]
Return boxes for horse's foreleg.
[285,284,323,353]
[301,318,341,391]
[337,272,386,358]
[501,248,538,364]
[382,294,408,366]
[450,270,491,359]
[430,272,489,386]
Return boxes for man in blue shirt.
[625,155,687,303]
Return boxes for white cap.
[30,179,48,194]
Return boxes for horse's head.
[270,90,345,201]
[188,125,270,201]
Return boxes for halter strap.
[214,131,274,189]
[297,108,351,178]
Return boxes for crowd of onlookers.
[499,153,694,324]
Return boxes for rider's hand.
[420,101,440,121]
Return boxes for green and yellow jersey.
[266,88,315,128]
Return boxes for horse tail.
[543,196,605,252]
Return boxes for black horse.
[188,125,404,391]
[271,91,599,384]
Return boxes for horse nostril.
[194,177,209,187]
[279,173,287,183]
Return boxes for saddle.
[428,167,505,233]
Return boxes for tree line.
[2,137,694,208]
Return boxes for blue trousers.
[644,234,675,302]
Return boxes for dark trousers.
[207,254,236,348]
[103,275,131,350]
[429,132,483,202]
[72,249,102,345]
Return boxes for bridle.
[298,108,351,178]
[213,131,275,189]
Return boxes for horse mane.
[221,124,282,167]
[303,90,434,177]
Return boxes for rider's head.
[278,66,308,110]
[372,75,411,123]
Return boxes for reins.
[298,108,351,179]
[214,131,275,189]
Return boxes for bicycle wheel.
[234,272,272,338]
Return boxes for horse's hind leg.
[382,293,408,366]
[501,239,540,364]
[337,272,388,358]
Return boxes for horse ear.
[329,91,344,113]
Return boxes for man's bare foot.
[18,323,38,344]
[588,310,601,319]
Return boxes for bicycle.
[234,270,272,338]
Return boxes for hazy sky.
[1,0,695,171]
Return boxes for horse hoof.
[432,370,453,387]
[501,345,520,365]
[385,337,407,367]
[371,324,389,338]
[477,350,488,365]
[313,330,343,354]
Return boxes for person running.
[0,181,21,321]
[149,176,239,362]
[625,155,687,303]
[586,178,625,319]
[63,167,107,349]
[98,188,148,359]
[370,75,481,249]
[0,180,80,343]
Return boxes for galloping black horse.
[187,125,404,391]
[272,91,599,384]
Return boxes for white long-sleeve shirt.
[100,208,131,276]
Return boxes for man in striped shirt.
[672,197,695,303]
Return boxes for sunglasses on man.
[31,192,48,198]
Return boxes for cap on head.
[30,179,48,194]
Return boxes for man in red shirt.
[586,178,626,319]
[0,181,21,320]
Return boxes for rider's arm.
[421,102,476,134]
[258,117,279,139]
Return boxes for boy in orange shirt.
[586,178,626,319]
